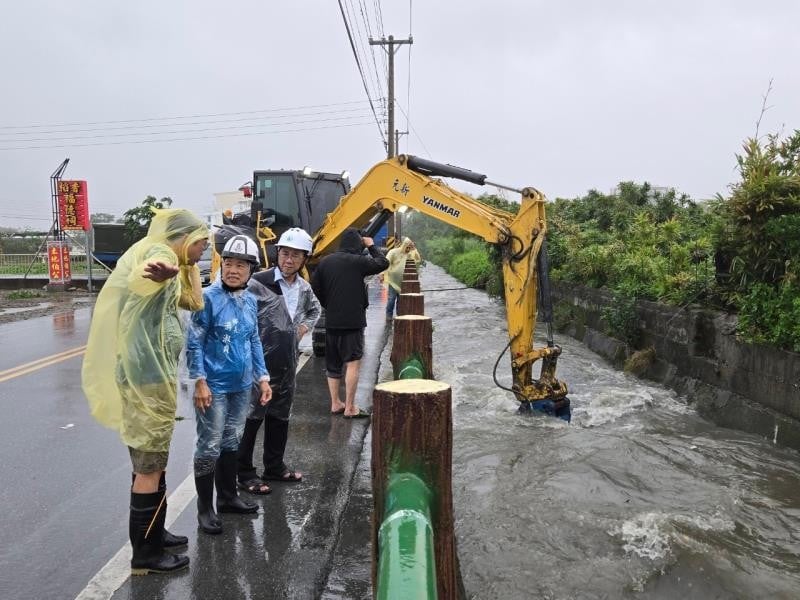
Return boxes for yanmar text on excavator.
[214,155,571,420]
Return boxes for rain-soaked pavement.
[3,266,800,600]
[0,281,388,600]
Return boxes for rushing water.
[415,264,800,600]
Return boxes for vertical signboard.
[48,241,72,285]
[57,180,89,231]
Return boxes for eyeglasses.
[278,249,305,261]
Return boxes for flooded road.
[417,264,800,600]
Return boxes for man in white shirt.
[237,228,321,492]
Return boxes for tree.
[122,196,172,242]
[90,212,116,224]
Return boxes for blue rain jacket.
[187,281,268,394]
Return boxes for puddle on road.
[0,302,52,316]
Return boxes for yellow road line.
[0,345,87,383]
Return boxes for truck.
[91,223,146,268]
[213,156,568,415]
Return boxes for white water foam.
[614,511,736,561]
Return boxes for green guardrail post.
[372,380,458,599]
[377,473,437,600]
[397,355,425,379]
[390,316,433,379]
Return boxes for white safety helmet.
[276,227,313,254]
[221,235,260,265]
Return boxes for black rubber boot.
[159,473,188,548]
[262,417,290,476]
[237,418,263,484]
[215,451,258,514]
[130,491,189,575]
[131,473,188,548]
[195,471,222,534]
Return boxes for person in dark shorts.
[311,228,388,418]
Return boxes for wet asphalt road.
[0,282,391,600]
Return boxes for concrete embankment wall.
[551,281,800,451]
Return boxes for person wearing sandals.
[237,228,321,491]
[311,228,388,418]
[186,235,272,534]
[82,208,208,575]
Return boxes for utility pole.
[370,34,412,239]
[369,35,413,158]
[395,129,408,154]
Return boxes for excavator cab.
[214,168,351,268]
[251,169,350,244]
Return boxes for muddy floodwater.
[416,264,800,600]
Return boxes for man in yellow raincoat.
[383,237,421,319]
[82,208,208,575]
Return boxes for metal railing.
[0,253,94,276]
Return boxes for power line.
[0,120,375,151]
[395,101,432,158]
[0,214,52,222]
[347,0,384,106]
[374,0,388,73]
[0,106,373,137]
[0,100,370,130]
[357,0,388,101]
[405,0,413,154]
[337,0,388,147]
[1,113,375,144]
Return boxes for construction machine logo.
[392,179,410,196]
[422,195,461,218]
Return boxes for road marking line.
[0,347,86,383]
[0,344,87,378]
[74,473,197,600]
[75,353,314,599]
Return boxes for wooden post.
[390,315,433,379]
[400,279,420,294]
[397,293,424,316]
[372,379,457,600]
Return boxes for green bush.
[448,249,493,288]
[601,288,640,346]
[0,264,48,275]
[736,282,800,351]
[7,289,44,300]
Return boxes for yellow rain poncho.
[384,237,421,292]
[82,209,208,452]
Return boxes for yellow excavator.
[214,155,570,419]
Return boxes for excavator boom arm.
[313,155,567,404]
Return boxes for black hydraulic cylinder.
[537,239,555,344]
[405,155,487,186]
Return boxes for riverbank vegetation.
[403,129,800,352]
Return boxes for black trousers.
[237,414,290,480]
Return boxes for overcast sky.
[1,1,798,229]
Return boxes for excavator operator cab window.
[253,173,301,236]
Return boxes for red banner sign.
[57,180,89,231]
[47,241,72,284]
